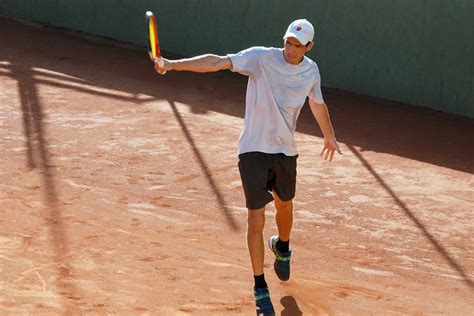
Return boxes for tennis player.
[152,19,341,316]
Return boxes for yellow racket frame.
[146,11,164,67]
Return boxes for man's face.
[283,37,313,65]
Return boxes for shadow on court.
[280,295,303,316]
[1,17,473,312]
[1,16,472,286]
[8,62,80,311]
[347,145,473,288]
[168,100,239,230]
[0,17,241,233]
[3,17,471,176]
[1,17,472,175]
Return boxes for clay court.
[1,17,473,315]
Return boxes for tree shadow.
[280,295,303,316]
[168,100,239,230]
[9,62,80,311]
[0,17,241,233]
[296,90,474,175]
[2,16,472,175]
[1,16,472,292]
[347,145,473,288]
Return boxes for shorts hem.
[246,196,274,210]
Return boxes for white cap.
[283,19,314,45]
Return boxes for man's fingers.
[154,62,167,75]
[156,67,167,75]
[329,149,335,161]
[150,53,165,74]
[321,141,342,161]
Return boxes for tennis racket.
[146,11,165,72]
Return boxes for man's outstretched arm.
[152,54,232,74]
[308,98,342,161]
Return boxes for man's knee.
[275,197,293,212]
[247,209,265,234]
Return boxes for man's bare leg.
[268,192,293,282]
[273,192,293,242]
[247,207,266,275]
[247,207,275,315]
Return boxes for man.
[152,19,341,316]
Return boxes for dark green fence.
[1,0,472,117]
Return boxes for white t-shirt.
[227,46,324,156]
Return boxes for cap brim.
[283,32,309,45]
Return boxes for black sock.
[276,238,290,253]
[254,274,268,289]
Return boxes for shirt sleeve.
[226,46,263,77]
[308,72,324,104]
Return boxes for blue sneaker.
[254,287,275,316]
[268,235,291,281]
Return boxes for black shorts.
[238,152,298,210]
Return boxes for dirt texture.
[1,17,473,315]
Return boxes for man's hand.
[148,50,170,75]
[153,57,171,75]
[320,137,342,161]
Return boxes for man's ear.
[306,42,314,52]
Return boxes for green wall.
[1,0,473,117]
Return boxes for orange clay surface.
[1,17,473,315]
